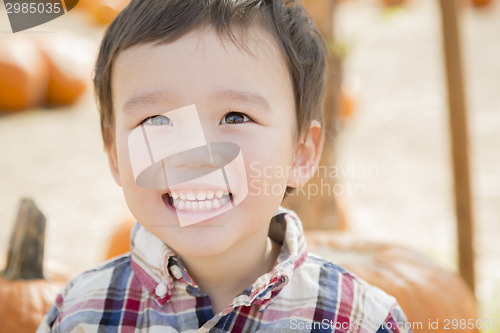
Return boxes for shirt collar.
[129,206,308,310]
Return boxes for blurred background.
[0,0,498,331]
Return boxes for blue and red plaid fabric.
[37,208,411,332]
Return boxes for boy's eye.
[143,115,173,126]
[220,112,251,125]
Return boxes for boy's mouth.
[162,190,234,212]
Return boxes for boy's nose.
[162,144,214,187]
[167,144,213,169]
[162,142,240,187]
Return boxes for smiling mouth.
[163,190,234,212]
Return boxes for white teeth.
[177,200,185,210]
[169,190,231,212]
[221,195,230,205]
[213,200,221,209]
[170,190,229,201]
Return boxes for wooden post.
[439,0,475,293]
[285,0,346,230]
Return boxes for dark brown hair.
[94,0,327,146]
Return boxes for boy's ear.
[287,120,324,188]
[105,139,122,187]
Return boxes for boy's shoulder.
[52,254,134,312]
[300,252,397,308]
[67,254,132,289]
[274,252,408,332]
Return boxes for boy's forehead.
[113,25,280,70]
[111,26,291,110]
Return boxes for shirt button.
[262,291,272,300]
[169,265,183,280]
[155,281,167,297]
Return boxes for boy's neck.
[179,230,281,314]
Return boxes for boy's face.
[108,27,319,257]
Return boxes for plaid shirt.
[38,208,411,333]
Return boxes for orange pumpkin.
[0,199,70,333]
[470,0,492,8]
[305,231,478,333]
[338,89,354,119]
[0,261,69,333]
[0,36,49,112]
[37,33,94,106]
[380,0,407,7]
[105,217,136,259]
[80,0,130,25]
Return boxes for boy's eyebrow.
[122,91,172,113]
[214,89,271,112]
[122,89,271,114]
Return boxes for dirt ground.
[0,0,498,330]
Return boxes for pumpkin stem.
[2,198,46,280]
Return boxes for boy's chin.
[165,229,241,259]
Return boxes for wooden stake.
[439,0,475,293]
[286,0,345,230]
[2,198,46,280]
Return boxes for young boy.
[39,0,411,332]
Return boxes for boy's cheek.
[246,162,289,199]
[115,142,140,186]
